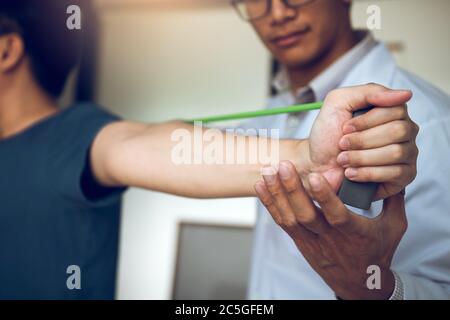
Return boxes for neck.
[287,29,359,92]
[0,79,58,140]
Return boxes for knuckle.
[296,213,316,226]
[268,185,282,196]
[395,166,406,179]
[408,144,418,160]
[327,89,342,101]
[405,165,417,182]
[414,122,420,136]
[365,82,385,93]
[260,195,273,207]
[395,122,409,140]
[272,215,283,227]
[357,168,375,181]
[403,145,413,160]
[314,191,330,205]
[407,121,418,138]
[413,145,419,160]
[392,144,405,161]
[283,180,299,194]
[283,217,298,229]
[397,106,408,119]
[361,168,374,181]
[366,82,379,89]
[328,215,349,228]
[348,151,362,165]
[351,114,370,131]
[398,217,408,235]
[350,133,364,149]
[358,150,368,165]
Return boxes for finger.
[254,180,283,225]
[339,119,419,150]
[337,143,418,168]
[344,165,416,184]
[308,173,361,234]
[254,179,316,241]
[261,166,322,234]
[342,105,410,134]
[338,143,418,168]
[261,166,302,229]
[278,161,331,234]
[325,84,412,114]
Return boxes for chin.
[274,46,320,69]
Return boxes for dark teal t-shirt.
[0,103,126,299]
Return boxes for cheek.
[251,20,270,44]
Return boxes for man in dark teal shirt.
[0,102,125,299]
[0,0,419,299]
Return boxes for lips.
[271,28,311,48]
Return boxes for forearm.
[93,120,308,198]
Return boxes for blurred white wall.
[93,0,450,299]
[352,0,450,94]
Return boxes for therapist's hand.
[255,164,407,300]
[301,83,418,199]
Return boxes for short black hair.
[0,0,84,97]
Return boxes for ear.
[0,33,25,73]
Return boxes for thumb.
[366,85,412,108]
[308,173,359,233]
[324,83,412,114]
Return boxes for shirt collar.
[272,31,378,101]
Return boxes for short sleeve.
[47,103,127,207]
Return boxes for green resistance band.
[184,101,377,210]
[186,101,323,124]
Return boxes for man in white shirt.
[231,0,450,299]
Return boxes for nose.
[271,0,297,25]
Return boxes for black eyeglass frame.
[231,0,315,21]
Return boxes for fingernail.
[309,173,321,192]
[337,152,349,165]
[345,168,358,179]
[278,163,291,180]
[339,138,350,149]
[261,166,277,183]
[344,124,356,134]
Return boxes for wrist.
[295,139,313,186]
[335,268,395,300]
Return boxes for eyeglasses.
[231,0,315,21]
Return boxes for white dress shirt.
[239,32,450,300]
